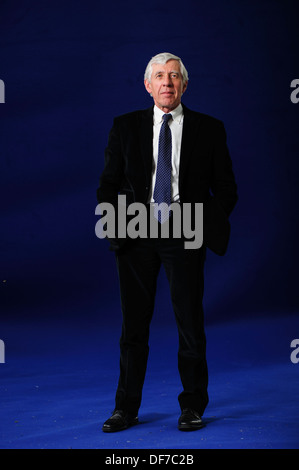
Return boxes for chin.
[162,101,176,108]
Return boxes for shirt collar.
[153,103,184,125]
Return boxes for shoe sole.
[178,422,205,432]
[102,418,139,433]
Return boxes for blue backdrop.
[1,0,298,323]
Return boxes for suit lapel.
[179,104,200,193]
[138,106,154,186]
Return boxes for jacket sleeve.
[203,121,238,256]
[97,119,124,207]
[97,119,127,251]
[210,121,238,217]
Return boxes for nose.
[163,74,173,87]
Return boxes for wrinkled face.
[144,59,187,112]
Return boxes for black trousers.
[114,236,208,416]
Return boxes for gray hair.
[144,52,189,84]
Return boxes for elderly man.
[97,52,237,432]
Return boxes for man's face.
[144,59,187,112]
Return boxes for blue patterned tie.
[153,113,172,223]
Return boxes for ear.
[182,81,188,94]
[144,79,152,95]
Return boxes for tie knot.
[163,113,172,123]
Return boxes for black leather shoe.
[178,408,204,431]
[102,410,139,433]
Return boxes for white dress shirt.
[148,103,184,203]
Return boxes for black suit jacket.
[97,104,238,255]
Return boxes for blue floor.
[0,305,298,449]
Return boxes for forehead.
[151,59,181,75]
